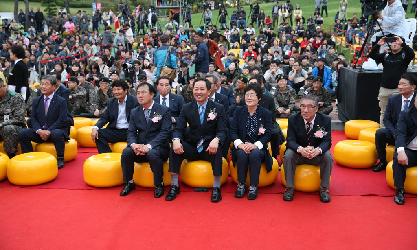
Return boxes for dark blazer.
[384,94,415,137]
[154,93,184,121]
[286,112,332,153]
[212,92,229,112]
[95,95,138,129]
[219,86,234,106]
[8,60,29,93]
[173,100,227,148]
[127,103,172,152]
[395,106,417,148]
[230,105,274,171]
[55,84,70,102]
[31,94,69,134]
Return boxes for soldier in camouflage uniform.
[273,75,297,118]
[0,79,26,157]
[180,77,195,104]
[93,77,113,117]
[302,76,333,115]
[77,74,98,116]
[233,76,248,105]
[67,77,89,116]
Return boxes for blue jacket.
[154,45,177,78]
[312,66,332,92]
[195,42,209,74]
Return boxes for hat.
[313,76,323,82]
[276,74,288,81]
[99,77,111,83]
[195,29,206,37]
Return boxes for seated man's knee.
[284,148,296,160]
[323,151,333,163]
[49,130,65,141]
[122,146,135,158]
[19,128,32,140]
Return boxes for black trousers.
[321,6,328,17]
[169,140,223,176]
[270,131,281,159]
[121,146,169,185]
[375,128,395,164]
[96,128,128,153]
[236,148,264,186]
[20,128,66,158]
[393,148,417,189]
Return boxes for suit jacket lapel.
[169,94,175,110]
[242,107,249,137]
[202,100,213,125]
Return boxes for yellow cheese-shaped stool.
[7,152,58,185]
[83,153,123,187]
[230,158,279,187]
[70,126,77,139]
[386,161,417,194]
[280,164,325,192]
[358,127,379,143]
[77,126,96,147]
[90,118,99,126]
[35,139,78,162]
[0,141,34,155]
[0,152,9,181]
[334,140,377,168]
[180,159,229,188]
[276,118,288,129]
[282,128,288,139]
[386,145,395,163]
[344,120,379,139]
[73,117,93,129]
[111,142,128,153]
[133,162,171,187]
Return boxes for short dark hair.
[160,34,170,44]
[42,75,57,85]
[192,77,211,90]
[111,80,129,90]
[137,82,156,95]
[156,76,172,87]
[11,45,25,59]
[401,73,417,86]
[244,83,263,99]
[249,74,265,86]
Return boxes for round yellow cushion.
[35,139,78,162]
[345,120,379,139]
[180,159,229,188]
[83,153,123,187]
[77,126,96,147]
[133,162,171,187]
[230,158,279,187]
[334,140,377,168]
[386,161,417,194]
[90,118,99,126]
[70,126,77,139]
[358,127,379,143]
[277,118,288,129]
[73,117,93,129]
[7,152,58,185]
[386,145,395,163]
[280,164,324,192]
[112,142,127,153]
[282,128,287,139]
[0,152,9,181]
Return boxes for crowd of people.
[0,0,416,204]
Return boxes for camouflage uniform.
[96,89,113,116]
[303,87,333,115]
[68,86,89,116]
[0,91,26,156]
[273,86,297,118]
[79,82,98,115]
[181,85,194,103]
[233,88,245,105]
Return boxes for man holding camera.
[369,36,415,126]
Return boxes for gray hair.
[41,75,57,85]
[300,95,319,106]
[206,72,220,84]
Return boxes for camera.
[384,36,397,43]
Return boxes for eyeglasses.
[245,93,257,98]
[300,104,317,109]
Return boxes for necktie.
[199,105,205,124]
[306,121,312,134]
[162,97,167,107]
[144,109,151,121]
[402,99,410,111]
[44,97,50,115]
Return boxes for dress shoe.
[319,189,331,203]
[7,152,16,159]
[372,162,386,172]
[165,185,180,201]
[154,184,164,198]
[57,157,65,169]
[211,187,222,203]
[120,182,135,196]
[234,183,246,198]
[394,188,405,205]
[283,187,294,201]
[247,186,258,200]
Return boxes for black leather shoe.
[57,157,65,169]
[372,162,386,172]
[211,187,222,203]
[120,182,135,196]
[234,183,246,198]
[154,184,164,198]
[247,186,258,200]
[283,187,294,201]
[165,185,180,201]
[394,188,405,205]
[319,189,331,203]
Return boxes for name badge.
[4,115,9,122]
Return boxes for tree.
[43,0,58,17]
[14,0,19,21]
[64,0,70,14]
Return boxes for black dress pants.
[96,128,128,153]
[375,128,395,164]
[393,148,417,189]
[236,148,264,186]
[20,128,66,158]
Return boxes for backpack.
[151,13,157,23]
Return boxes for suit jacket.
[55,84,70,102]
[286,112,332,153]
[395,106,417,149]
[154,93,184,121]
[173,100,227,148]
[95,95,138,129]
[219,86,234,106]
[211,92,229,112]
[8,60,29,91]
[127,103,172,153]
[31,94,68,134]
[384,94,415,137]
[230,105,274,171]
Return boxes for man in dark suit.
[120,82,172,198]
[392,97,417,205]
[283,95,333,203]
[154,76,184,125]
[373,74,416,172]
[206,73,229,111]
[7,45,29,101]
[166,78,227,202]
[91,80,138,153]
[19,75,69,168]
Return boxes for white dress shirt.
[116,96,129,129]
[160,94,170,108]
